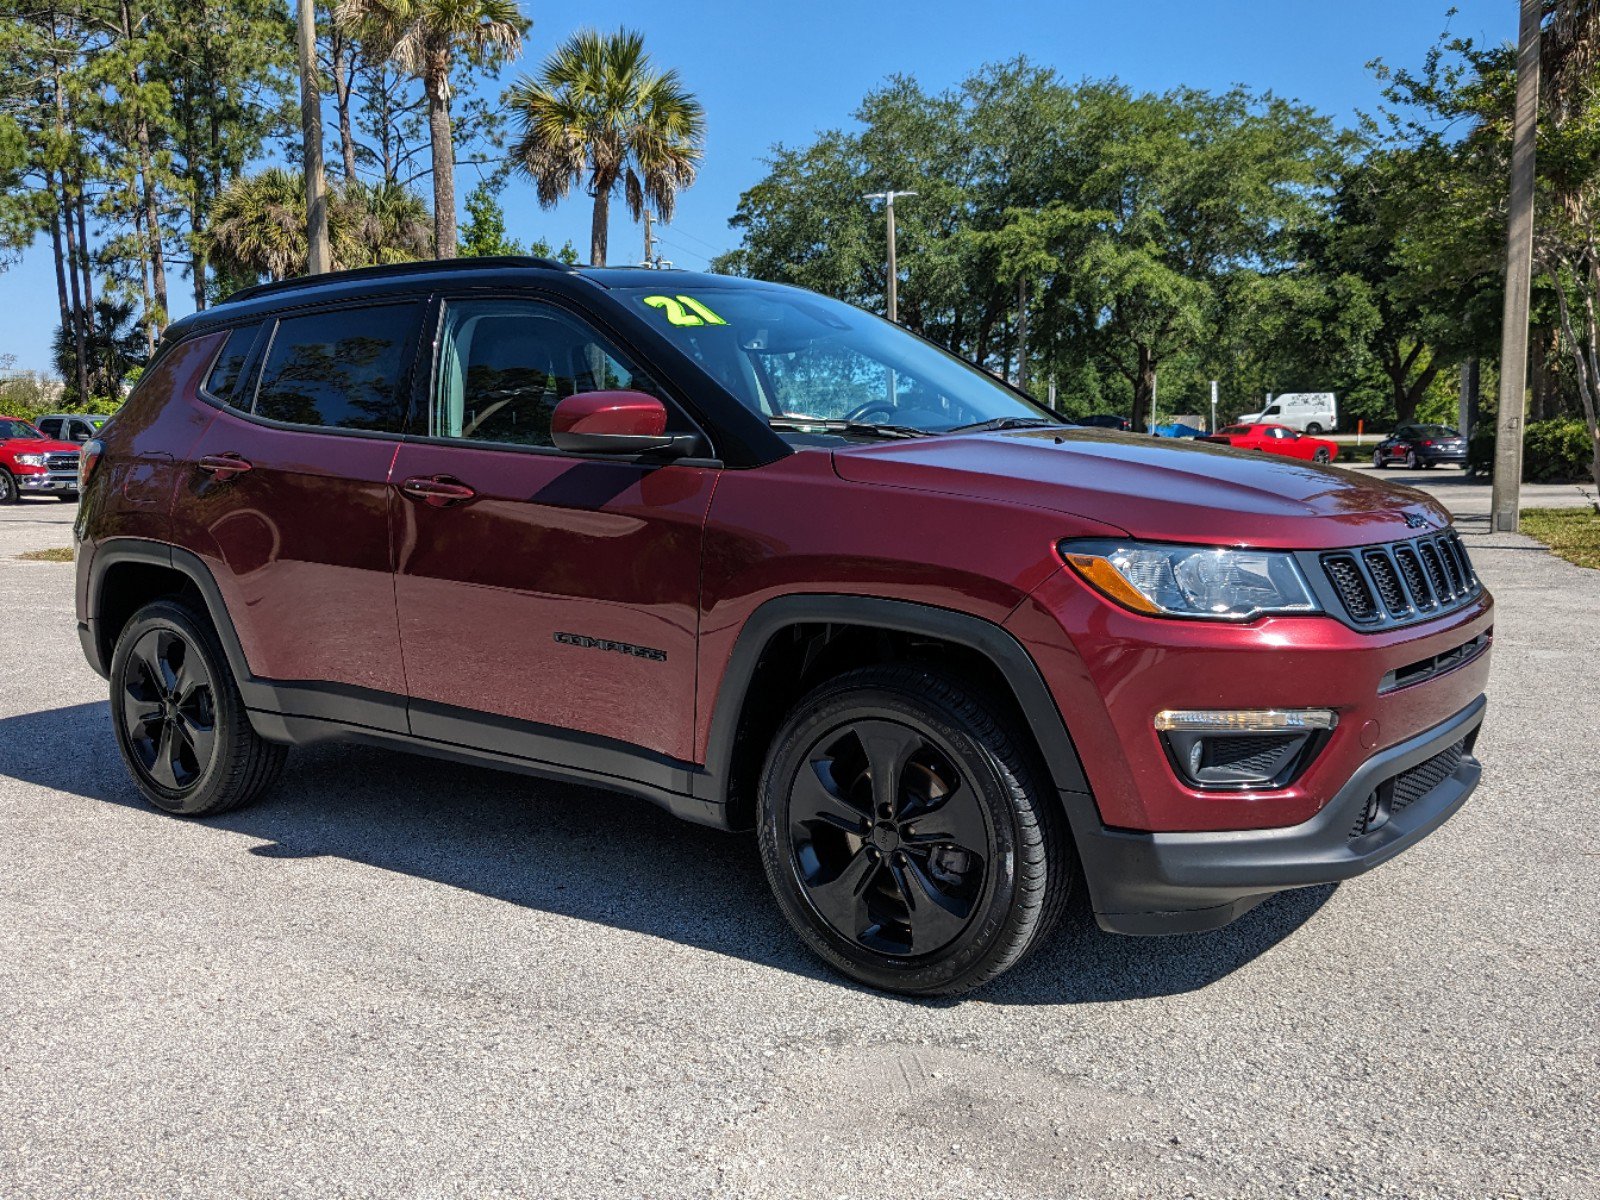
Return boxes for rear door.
[178,301,425,731]
[389,291,716,763]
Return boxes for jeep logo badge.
[1403,511,1431,530]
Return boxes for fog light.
[1155,709,1337,791]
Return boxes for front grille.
[1319,531,1482,629]
[1324,555,1377,621]
[45,452,79,473]
[1349,739,1467,837]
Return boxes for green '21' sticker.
[642,294,728,327]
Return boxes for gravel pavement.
[0,479,1595,1200]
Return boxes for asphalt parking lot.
[1,473,1596,1199]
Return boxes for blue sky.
[1,0,1515,373]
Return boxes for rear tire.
[1406,450,1420,470]
[1305,422,1324,435]
[757,664,1071,996]
[109,598,287,816]
[1373,451,1386,469]
[1313,447,1332,464]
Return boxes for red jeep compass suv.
[73,258,1492,995]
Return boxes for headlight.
[14,453,46,467]
[1060,540,1321,620]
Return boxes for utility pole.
[295,0,331,275]
[642,209,656,267]
[864,190,916,322]
[1492,0,1542,532]
[1210,379,1219,433]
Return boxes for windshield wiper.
[945,416,1064,434]
[768,416,931,440]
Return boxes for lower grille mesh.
[1349,739,1467,837]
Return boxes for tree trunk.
[1131,343,1156,432]
[191,192,207,311]
[122,0,168,329]
[47,177,91,402]
[590,187,609,266]
[74,171,94,313]
[333,36,357,179]
[426,59,455,259]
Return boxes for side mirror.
[550,391,700,457]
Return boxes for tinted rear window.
[254,305,419,432]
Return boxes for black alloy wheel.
[758,665,1070,996]
[1313,447,1332,464]
[120,627,219,794]
[110,599,287,815]
[785,719,989,958]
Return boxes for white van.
[1238,393,1338,434]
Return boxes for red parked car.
[1201,422,1339,464]
[0,416,84,503]
[73,259,1491,995]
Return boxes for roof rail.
[220,255,581,305]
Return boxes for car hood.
[4,439,80,455]
[830,428,1452,549]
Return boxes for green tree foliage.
[204,167,431,283]
[719,62,1346,428]
[458,180,523,256]
[49,298,147,400]
[506,27,705,266]
[336,0,528,259]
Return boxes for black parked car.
[1074,413,1133,431]
[1373,424,1468,470]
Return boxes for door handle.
[197,453,252,479]
[400,475,477,507]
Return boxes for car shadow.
[0,701,1333,1006]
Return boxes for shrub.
[1466,418,1593,482]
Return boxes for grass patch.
[1520,507,1600,569]
[17,547,73,563]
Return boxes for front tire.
[757,665,1071,996]
[0,469,17,505]
[109,598,287,816]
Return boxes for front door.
[390,294,715,763]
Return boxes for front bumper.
[16,470,79,493]
[1070,694,1485,934]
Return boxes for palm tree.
[337,0,528,259]
[506,28,705,266]
[205,168,433,282]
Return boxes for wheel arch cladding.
[698,594,1091,830]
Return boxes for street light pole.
[294,0,330,275]
[1491,0,1542,532]
[864,190,916,323]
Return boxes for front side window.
[253,305,419,432]
[617,283,1058,438]
[0,419,43,440]
[432,297,668,447]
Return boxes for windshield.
[619,283,1059,436]
[0,419,43,440]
